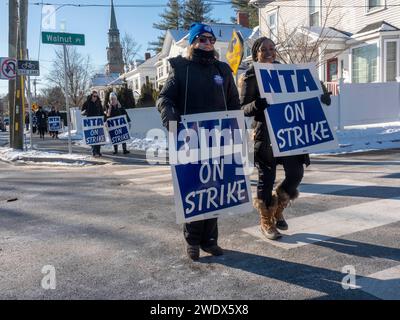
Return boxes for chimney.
[145,52,151,60]
[237,11,249,28]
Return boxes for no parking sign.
[0,57,17,80]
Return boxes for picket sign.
[253,62,338,157]
[170,110,253,224]
[106,115,131,145]
[82,116,106,146]
[48,116,61,132]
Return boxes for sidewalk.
[0,131,152,165]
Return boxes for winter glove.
[255,97,268,112]
[320,92,332,106]
[161,106,181,130]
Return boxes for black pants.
[91,145,101,156]
[183,218,218,247]
[114,143,127,152]
[256,155,304,207]
[38,127,46,138]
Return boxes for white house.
[122,53,160,101]
[250,0,400,89]
[155,23,260,89]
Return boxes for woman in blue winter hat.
[156,23,240,261]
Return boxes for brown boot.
[253,197,281,240]
[275,185,299,231]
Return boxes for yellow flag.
[226,30,244,75]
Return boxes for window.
[385,41,398,82]
[367,0,384,11]
[352,44,378,83]
[267,12,277,42]
[157,66,164,79]
[309,0,320,27]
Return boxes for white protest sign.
[48,116,61,131]
[106,115,130,145]
[82,116,106,146]
[253,62,338,156]
[169,110,253,224]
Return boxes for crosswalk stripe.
[243,196,400,249]
[299,179,378,198]
[357,265,400,300]
[113,166,171,176]
[128,174,172,184]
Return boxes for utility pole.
[13,0,28,150]
[8,0,18,147]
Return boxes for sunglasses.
[197,35,216,44]
[92,95,98,98]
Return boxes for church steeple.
[105,0,124,75]
[110,0,118,30]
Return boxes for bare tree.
[39,86,65,110]
[46,47,92,108]
[262,0,349,68]
[121,32,142,70]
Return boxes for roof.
[299,26,353,40]
[356,21,399,34]
[178,23,255,44]
[90,73,123,87]
[168,29,188,42]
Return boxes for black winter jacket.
[240,65,311,168]
[107,103,131,122]
[81,96,104,117]
[35,110,47,128]
[157,53,240,127]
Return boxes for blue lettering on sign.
[109,126,130,144]
[175,117,243,152]
[266,97,334,152]
[260,68,318,93]
[83,127,106,145]
[174,155,249,218]
[107,117,127,128]
[83,118,104,127]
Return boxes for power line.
[28,2,400,8]
[29,1,233,8]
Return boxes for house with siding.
[249,0,400,90]
[155,17,261,89]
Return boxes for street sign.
[226,30,244,75]
[41,31,85,46]
[17,60,40,76]
[0,57,17,80]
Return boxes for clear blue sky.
[0,0,236,95]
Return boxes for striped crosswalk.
[113,163,400,299]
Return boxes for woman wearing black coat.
[240,37,331,240]
[106,92,131,155]
[81,90,105,157]
[157,23,240,261]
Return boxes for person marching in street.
[36,106,47,140]
[156,23,240,261]
[239,37,331,240]
[48,106,61,139]
[81,90,105,157]
[106,92,131,155]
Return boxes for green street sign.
[41,32,85,46]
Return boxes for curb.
[0,156,109,166]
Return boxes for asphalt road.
[1,148,399,300]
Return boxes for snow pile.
[0,147,93,164]
[314,122,400,154]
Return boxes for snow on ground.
[71,122,400,155]
[312,122,400,155]
[0,147,94,165]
